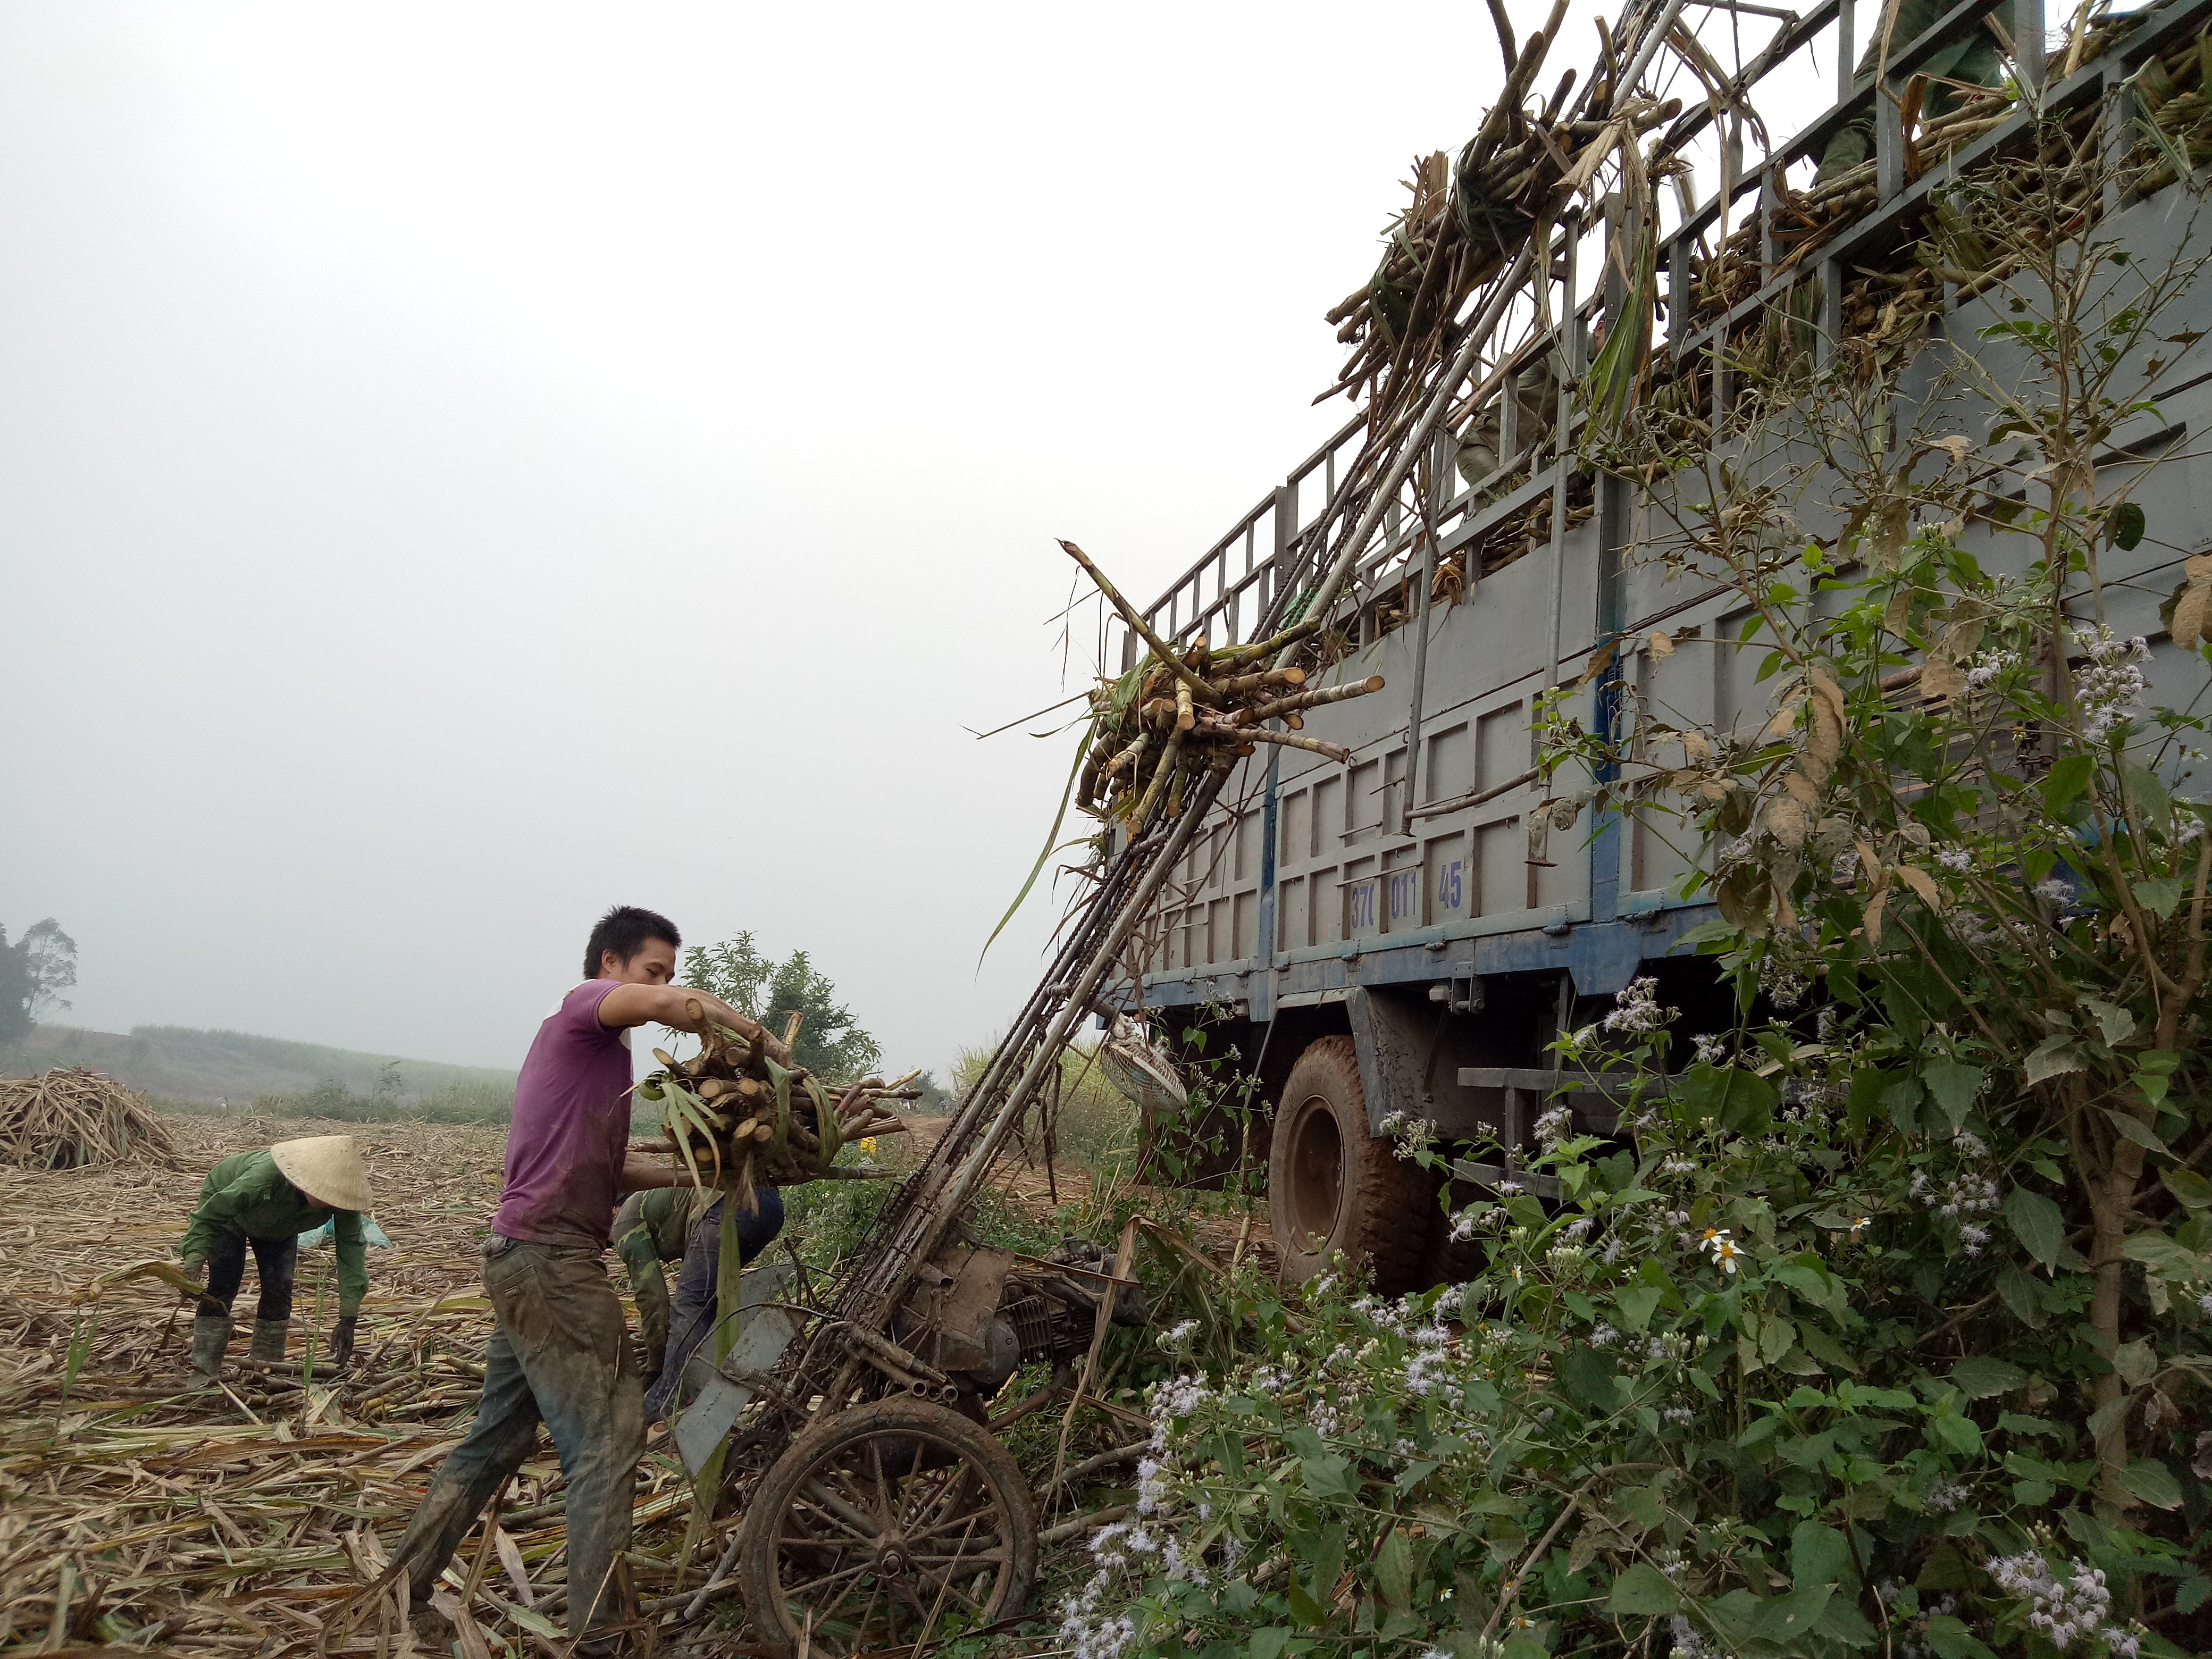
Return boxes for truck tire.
[1267,1035,1433,1294]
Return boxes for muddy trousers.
[389,1236,644,1640]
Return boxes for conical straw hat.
[271,1136,373,1213]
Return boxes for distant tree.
[681,931,883,1083]
[0,919,77,1047]
[681,934,775,1021]
[910,1070,953,1113]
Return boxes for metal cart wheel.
[738,1396,1038,1658]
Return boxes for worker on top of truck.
[179,1134,373,1377]
[1815,0,2010,183]
[613,1182,786,1421]
[388,904,757,1653]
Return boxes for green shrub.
[1064,129,2212,1659]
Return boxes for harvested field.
[0,1113,721,1656]
[0,1109,1264,1656]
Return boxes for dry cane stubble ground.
[0,1109,1277,1658]
[0,1113,723,1658]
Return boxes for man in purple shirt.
[390,905,754,1650]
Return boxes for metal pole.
[2015,0,2045,91]
[1616,0,1690,100]
[1544,207,1583,708]
[1398,427,1448,837]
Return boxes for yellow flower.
[859,1137,878,1155]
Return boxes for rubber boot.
[190,1312,232,1377]
[250,1318,290,1365]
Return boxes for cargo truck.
[1097,0,2212,1291]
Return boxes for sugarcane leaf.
[662,1084,717,1189]
[808,1075,841,1165]
[1585,224,1657,435]
[983,734,1093,962]
[764,1057,793,1160]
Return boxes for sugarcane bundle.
[640,999,916,1212]
[0,1067,175,1170]
[1319,0,1682,427]
[1058,541,1389,825]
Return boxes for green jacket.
[613,1188,693,1364]
[181,1150,368,1317]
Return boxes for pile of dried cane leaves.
[0,1115,727,1657]
[1,1068,175,1172]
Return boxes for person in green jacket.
[179,1135,374,1377]
[610,1186,694,1385]
[1815,0,2012,183]
[611,1184,783,1419]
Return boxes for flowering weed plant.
[1063,122,2212,1659]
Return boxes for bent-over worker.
[388,904,767,1651]
[179,1135,373,1376]
[613,1182,785,1422]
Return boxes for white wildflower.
[1669,1614,1729,1658]
[1966,647,2022,689]
[1699,1227,1746,1274]
[1758,956,1808,1009]
[1604,976,1679,1034]
[2072,626,2149,741]
[1988,1552,2121,1653]
[1923,1480,1969,1514]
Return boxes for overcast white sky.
[0,1,1570,1081]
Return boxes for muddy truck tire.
[1266,1035,1434,1294]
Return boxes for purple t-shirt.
[493,979,635,1247]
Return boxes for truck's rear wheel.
[1267,1035,1432,1294]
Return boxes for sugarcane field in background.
[2,1067,175,1171]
